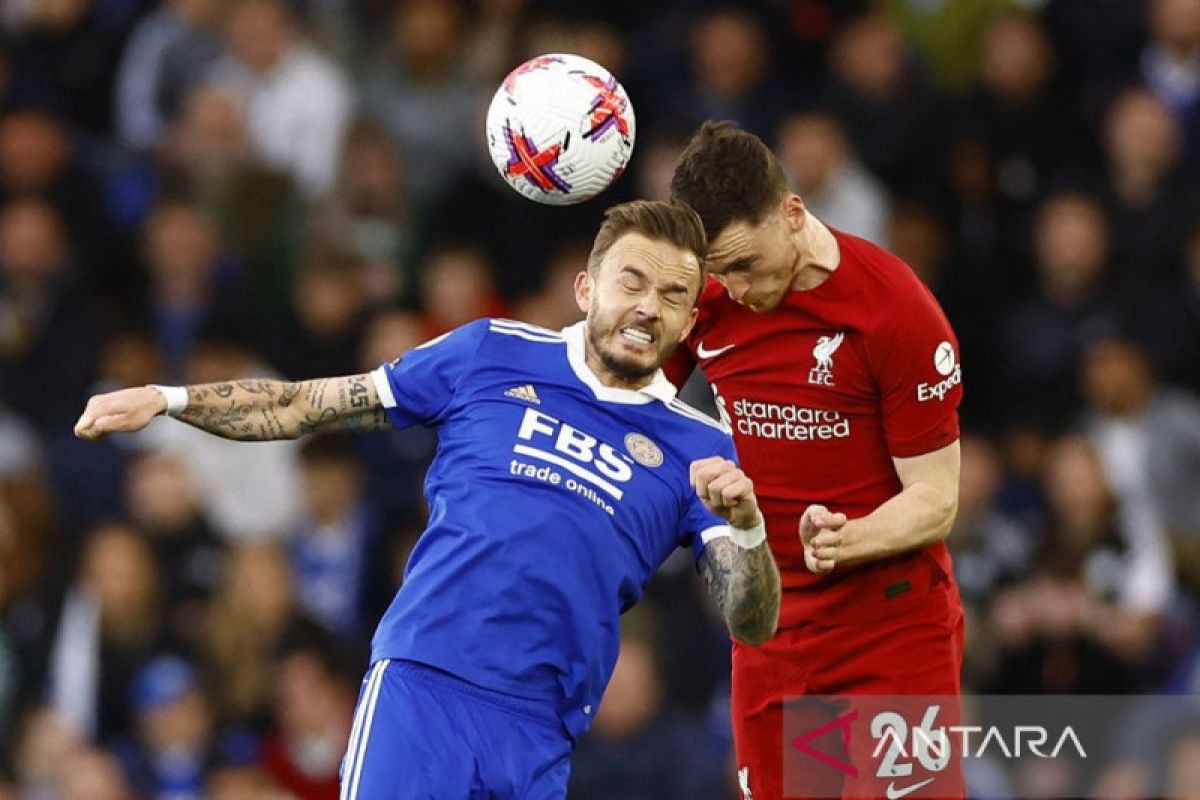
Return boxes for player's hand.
[690,456,762,531]
[799,504,848,575]
[74,387,168,441]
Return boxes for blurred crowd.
[0,0,1199,797]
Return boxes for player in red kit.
[668,122,965,799]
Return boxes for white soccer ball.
[485,53,636,206]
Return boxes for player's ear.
[782,193,806,232]
[678,306,698,343]
[574,270,592,314]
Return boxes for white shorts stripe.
[341,660,388,800]
[346,659,390,800]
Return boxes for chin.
[603,352,657,381]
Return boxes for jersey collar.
[560,322,678,405]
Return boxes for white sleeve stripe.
[699,525,733,544]
[666,399,729,432]
[488,325,563,344]
[370,367,397,409]
[489,318,561,338]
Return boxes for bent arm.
[700,534,781,646]
[838,439,960,566]
[75,374,391,442]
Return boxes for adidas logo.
[504,384,541,404]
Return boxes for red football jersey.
[667,228,964,627]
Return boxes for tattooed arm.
[690,457,782,646]
[74,374,390,442]
[700,537,781,646]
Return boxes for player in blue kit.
[74,200,782,799]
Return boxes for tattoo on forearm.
[178,374,388,441]
[701,538,781,644]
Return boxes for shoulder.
[833,229,951,333]
[661,397,730,436]
[482,318,565,345]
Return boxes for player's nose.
[633,293,662,319]
[725,279,749,304]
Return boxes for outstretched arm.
[74,374,391,442]
[690,457,781,646]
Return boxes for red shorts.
[731,611,966,799]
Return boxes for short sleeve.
[871,291,962,458]
[678,432,740,560]
[369,319,489,429]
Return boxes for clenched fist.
[799,504,848,575]
[689,456,762,530]
[74,387,167,441]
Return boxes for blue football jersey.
[368,318,738,739]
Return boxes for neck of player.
[790,213,840,292]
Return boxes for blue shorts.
[339,659,572,799]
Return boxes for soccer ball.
[485,53,635,206]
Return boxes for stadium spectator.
[259,244,369,380]
[1124,220,1200,396]
[159,83,300,308]
[211,0,351,199]
[0,197,97,432]
[885,201,1003,418]
[9,706,82,797]
[822,11,942,196]
[947,433,1036,686]
[513,241,590,331]
[569,606,730,799]
[110,655,216,798]
[990,434,1171,692]
[417,242,510,338]
[0,109,114,275]
[1099,86,1200,282]
[1081,337,1200,591]
[3,0,128,136]
[114,0,224,153]
[632,131,688,203]
[1139,0,1200,157]
[204,543,299,730]
[999,192,1122,429]
[58,745,136,799]
[259,631,358,799]
[287,436,377,643]
[661,7,787,140]
[313,118,421,305]
[776,110,891,246]
[972,11,1081,207]
[46,524,167,743]
[136,200,243,381]
[360,0,482,202]
[0,476,55,734]
[124,450,226,648]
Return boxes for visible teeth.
[621,328,652,343]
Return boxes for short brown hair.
[670,121,789,241]
[587,199,707,293]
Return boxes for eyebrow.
[621,264,690,295]
[721,257,754,273]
